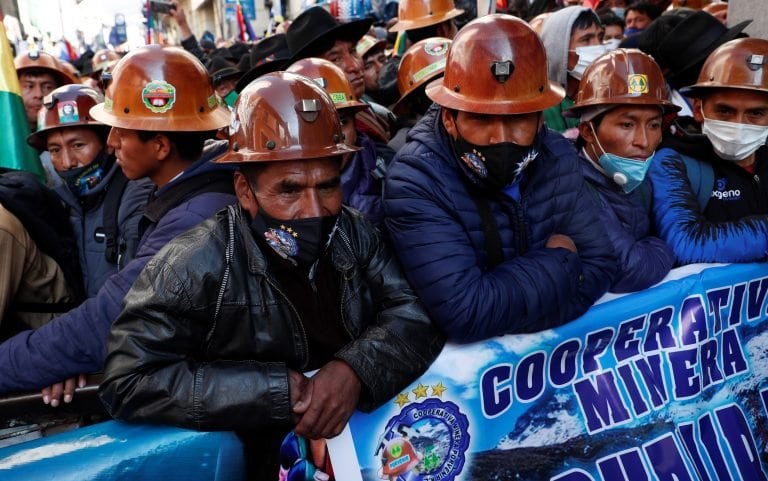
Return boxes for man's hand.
[41,374,87,407]
[168,0,192,38]
[293,360,361,439]
[288,369,311,424]
[546,234,578,254]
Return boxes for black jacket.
[99,204,444,431]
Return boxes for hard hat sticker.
[142,80,177,113]
[628,74,649,94]
[424,40,450,56]
[329,92,348,104]
[57,100,80,124]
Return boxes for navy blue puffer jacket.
[384,106,617,342]
[579,154,673,292]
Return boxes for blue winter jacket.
[649,146,768,264]
[342,133,386,225]
[579,154,673,292]
[0,141,237,393]
[384,106,617,342]
[54,160,152,297]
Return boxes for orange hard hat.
[28,84,106,150]
[388,0,464,32]
[672,0,711,8]
[682,38,768,97]
[215,71,359,164]
[426,14,563,114]
[286,58,368,112]
[89,45,230,131]
[356,35,386,59]
[15,51,77,86]
[567,49,680,117]
[92,49,121,74]
[395,37,451,108]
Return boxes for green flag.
[0,23,45,181]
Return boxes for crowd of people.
[1,0,766,478]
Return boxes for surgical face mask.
[568,44,608,81]
[611,7,626,19]
[590,122,653,193]
[700,114,768,162]
[603,38,622,52]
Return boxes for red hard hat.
[567,49,680,117]
[426,14,564,114]
[28,84,106,150]
[682,38,768,97]
[215,72,359,164]
[287,58,368,112]
[15,51,77,86]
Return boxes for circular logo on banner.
[377,398,470,481]
[141,80,176,113]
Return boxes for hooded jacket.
[540,6,592,133]
[54,159,152,297]
[384,106,617,342]
[541,6,591,91]
[0,140,237,394]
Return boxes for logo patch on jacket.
[711,177,741,201]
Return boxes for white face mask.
[701,114,768,162]
[568,44,608,81]
[603,38,622,52]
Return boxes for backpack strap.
[102,169,130,264]
[681,153,715,212]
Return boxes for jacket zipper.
[265,277,310,369]
[334,227,356,339]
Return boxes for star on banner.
[431,382,447,398]
[412,383,428,399]
[395,392,410,407]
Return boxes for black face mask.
[58,151,113,197]
[250,210,338,268]
[450,123,540,191]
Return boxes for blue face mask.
[590,123,653,193]
[611,7,625,19]
[624,27,641,37]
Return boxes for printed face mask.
[568,44,608,81]
[452,133,538,191]
[58,150,112,197]
[700,113,768,162]
[250,209,338,268]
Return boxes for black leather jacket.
[99,204,444,431]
